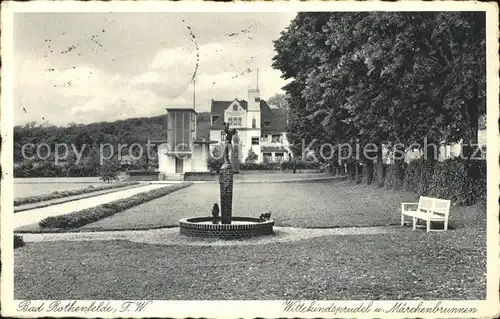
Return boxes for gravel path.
[19,225,402,247]
[14,184,142,212]
[14,184,168,229]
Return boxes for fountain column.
[219,123,236,224]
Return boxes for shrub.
[403,159,436,196]
[14,182,140,206]
[39,183,193,229]
[429,158,486,206]
[245,149,258,163]
[240,162,281,171]
[14,235,25,248]
[99,159,120,182]
[280,160,321,170]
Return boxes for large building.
[152,86,290,180]
[152,108,216,180]
[206,87,290,163]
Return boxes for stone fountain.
[179,123,274,239]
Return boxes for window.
[263,153,272,162]
[264,121,271,128]
[228,117,233,125]
[251,137,259,145]
[272,135,282,143]
[237,117,242,126]
[255,97,260,102]
[212,115,220,125]
[260,134,268,142]
[275,152,284,162]
[252,117,256,129]
[233,104,238,111]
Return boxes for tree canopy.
[273,12,486,160]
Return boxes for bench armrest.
[401,202,419,211]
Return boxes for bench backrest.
[431,198,451,217]
[418,196,434,213]
[418,196,451,217]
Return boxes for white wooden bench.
[401,196,451,232]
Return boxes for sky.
[13,12,296,126]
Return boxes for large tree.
[273,12,485,187]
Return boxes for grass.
[14,226,485,300]
[81,180,485,231]
[14,182,140,206]
[14,180,487,300]
[38,183,192,229]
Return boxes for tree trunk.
[349,162,356,181]
[366,159,374,185]
[393,144,405,190]
[355,162,361,184]
[376,147,384,187]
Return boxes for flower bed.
[38,183,193,229]
[14,182,141,206]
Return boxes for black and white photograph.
[1,1,499,318]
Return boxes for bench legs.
[402,215,449,232]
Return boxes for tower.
[246,69,261,129]
[246,70,261,161]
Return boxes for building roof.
[210,99,248,115]
[208,98,287,132]
[166,107,197,113]
[261,101,287,133]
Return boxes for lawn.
[14,227,486,300]
[14,180,487,300]
[81,180,485,231]
[14,177,104,199]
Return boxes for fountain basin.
[179,217,274,239]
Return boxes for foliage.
[14,235,25,249]
[403,159,436,195]
[39,183,193,229]
[429,158,486,206]
[245,148,258,163]
[14,182,140,206]
[281,159,321,170]
[240,162,281,171]
[267,93,289,109]
[382,158,485,205]
[273,12,485,178]
[238,160,321,171]
[99,159,120,182]
[14,116,166,177]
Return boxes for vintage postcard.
[1,1,499,318]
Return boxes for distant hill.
[14,115,169,177]
[13,113,217,177]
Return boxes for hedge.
[14,234,25,248]
[39,182,193,229]
[14,181,140,206]
[238,160,322,171]
[428,158,486,206]
[383,158,486,206]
